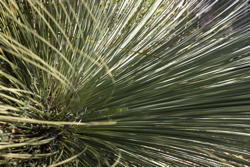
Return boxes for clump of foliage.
[0,0,250,166]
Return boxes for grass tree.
[0,0,250,166]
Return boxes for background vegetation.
[0,0,250,166]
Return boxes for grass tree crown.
[0,0,250,166]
